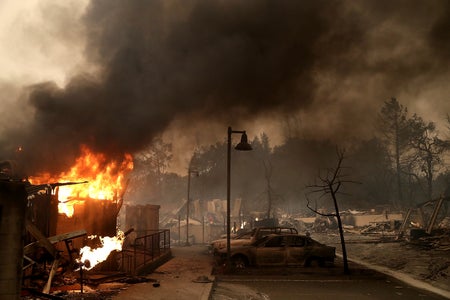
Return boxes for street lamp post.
[226,126,252,268]
[186,168,198,246]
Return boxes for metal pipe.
[226,127,248,268]
[226,126,232,268]
[79,265,83,294]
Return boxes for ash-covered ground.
[313,231,450,292]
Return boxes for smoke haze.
[0,0,449,175]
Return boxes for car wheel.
[305,257,322,267]
[231,255,248,269]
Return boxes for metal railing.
[120,229,170,275]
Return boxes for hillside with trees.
[125,99,450,217]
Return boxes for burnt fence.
[120,229,170,275]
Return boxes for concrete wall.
[172,223,224,245]
[343,213,404,227]
[0,182,27,300]
[125,204,160,233]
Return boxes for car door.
[286,235,307,266]
[255,235,286,266]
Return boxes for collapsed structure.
[0,160,168,299]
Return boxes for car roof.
[265,233,307,237]
[253,226,297,229]
[252,233,310,245]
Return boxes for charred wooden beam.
[23,229,87,256]
[26,181,88,198]
[426,196,445,234]
[42,258,60,294]
[25,220,57,257]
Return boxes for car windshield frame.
[252,235,272,247]
[233,231,253,239]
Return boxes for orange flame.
[29,145,133,217]
[77,230,125,270]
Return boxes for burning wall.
[26,190,123,270]
[25,146,133,270]
[27,193,58,239]
[56,197,121,251]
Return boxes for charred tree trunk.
[330,186,349,274]
[306,148,354,275]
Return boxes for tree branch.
[305,196,336,217]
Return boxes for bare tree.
[306,148,357,274]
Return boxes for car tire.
[231,255,248,269]
[305,257,323,267]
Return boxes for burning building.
[27,145,133,258]
[0,146,146,298]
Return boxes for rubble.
[313,228,450,293]
[409,233,450,251]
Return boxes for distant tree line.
[126,98,450,216]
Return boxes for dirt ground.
[312,231,450,292]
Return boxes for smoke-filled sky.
[0,0,449,175]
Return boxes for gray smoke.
[0,0,448,175]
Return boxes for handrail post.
[133,242,137,276]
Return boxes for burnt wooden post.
[0,181,28,300]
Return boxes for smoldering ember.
[0,1,449,299]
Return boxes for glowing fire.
[29,145,133,217]
[77,230,125,270]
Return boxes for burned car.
[210,227,298,254]
[216,233,335,268]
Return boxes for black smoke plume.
[0,0,448,175]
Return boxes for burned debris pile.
[409,231,450,251]
[303,198,450,292]
[19,186,127,299]
[0,174,165,300]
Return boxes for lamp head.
[235,132,252,151]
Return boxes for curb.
[338,254,450,299]
[200,276,215,300]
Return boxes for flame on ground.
[29,145,133,217]
[77,230,125,270]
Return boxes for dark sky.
[0,0,449,175]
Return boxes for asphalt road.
[211,262,449,300]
